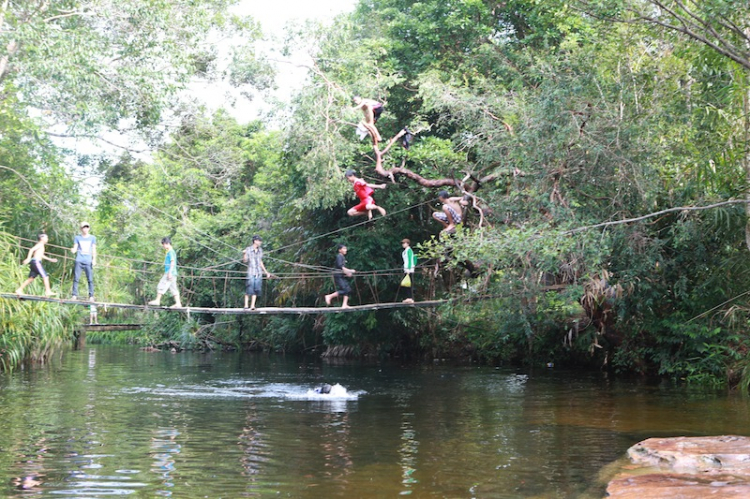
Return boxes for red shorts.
[353,196,374,212]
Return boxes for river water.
[1,347,749,498]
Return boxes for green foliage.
[139,312,201,348]
[0,0,259,133]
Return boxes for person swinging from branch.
[345,169,387,219]
[352,96,384,145]
[433,190,469,235]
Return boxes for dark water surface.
[1,347,749,498]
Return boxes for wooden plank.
[77,324,143,331]
[0,292,445,315]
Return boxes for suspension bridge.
[0,292,446,315]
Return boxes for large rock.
[607,472,750,498]
[606,436,750,498]
[628,436,750,473]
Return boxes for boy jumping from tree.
[345,169,387,219]
[15,233,58,297]
[352,96,384,145]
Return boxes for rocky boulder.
[606,436,750,498]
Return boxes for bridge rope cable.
[265,198,435,256]
[12,234,421,283]
[105,182,435,276]
[104,183,341,275]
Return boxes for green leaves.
[1,0,257,133]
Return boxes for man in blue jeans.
[243,235,271,310]
[70,222,97,301]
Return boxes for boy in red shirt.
[345,170,387,219]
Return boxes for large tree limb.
[371,129,502,191]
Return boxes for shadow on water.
[0,347,748,498]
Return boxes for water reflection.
[399,413,419,495]
[150,427,180,497]
[10,435,48,494]
[238,402,267,495]
[319,409,354,486]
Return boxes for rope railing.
[10,234,424,279]
[9,233,434,309]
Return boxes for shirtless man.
[15,233,58,296]
[433,191,469,234]
[352,96,384,145]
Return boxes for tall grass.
[0,230,76,371]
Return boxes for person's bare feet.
[325,294,332,306]
[341,304,350,309]
[377,206,386,217]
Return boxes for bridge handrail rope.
[12,236,420,280]
[10,232,435,311]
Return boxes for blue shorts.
[245,276,262,296]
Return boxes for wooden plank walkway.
[77,324,143,331]
[0,293,445,315]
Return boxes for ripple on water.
[122,381,365,402]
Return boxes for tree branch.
[565,199,750,234]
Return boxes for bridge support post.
[73,327,86,350]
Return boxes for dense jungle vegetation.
[2,0,750,387]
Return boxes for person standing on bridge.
[148,237,182,308]
[243,235,272,310]
[15,233,58,297]
[70,221,97,301]
[400,238,416,304]
[325,244,356,308]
